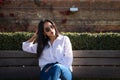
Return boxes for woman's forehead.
[44,22,52,27]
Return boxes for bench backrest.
[0,50,120,79]
[73,50,120,78]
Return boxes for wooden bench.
[0,50,120,80]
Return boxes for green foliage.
[62,32,120,50]
[0,32,120,50]
[0,32,33,50]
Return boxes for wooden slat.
[73,58,120,66]
[0,50,120,79]
[0,58,120,66]
[73,50,120,58]
[0,66,120,79]
[0,51,37,58]
[0,50,120,58]
[0,50,120,66]
[0,58,38,66]
[0,66,40,79]
[73,66,120,78]
[1,58,120,66]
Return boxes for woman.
[22,19,73,80]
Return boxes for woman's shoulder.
[58,34,70,40]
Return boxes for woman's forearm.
[27,34,37,42]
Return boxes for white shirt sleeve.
[22,41,37,54]
[59,36,73,67]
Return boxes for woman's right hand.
[35,29,38,35]
[27,29,38,42]
[33,29,38,37]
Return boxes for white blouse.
[22,35,73,71]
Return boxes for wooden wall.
[0,0,120,32]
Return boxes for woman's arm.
[59,36,73,67]
[22,30,38,54]
[27,30,37,43]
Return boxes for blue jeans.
[40,63,72,80]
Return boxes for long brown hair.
[37,19,59,58]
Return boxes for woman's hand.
[45,66,52,72]
[34,29,38,37]
[27,29,38,42]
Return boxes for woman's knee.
[52,64,61,70]
[54,64,72,80]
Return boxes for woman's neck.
[49,36,57,45]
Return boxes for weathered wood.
[0,50,120,79]
[0,66,120,79]
[0,58,120,67]
[1,58,120,66]
[0,66,40,79]
[73,50,120,58]
[0,50,120,58]
[73,58,120,66]
[0,58,38,66]
[0,51,37,58]
[73,66,120,78]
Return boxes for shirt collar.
[48,34,62,46]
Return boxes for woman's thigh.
[40,63,72,80]
[55,64,72,80]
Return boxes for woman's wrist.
[33,34,37,38]
[27,34,37,42]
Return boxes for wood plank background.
[0,50,120,79]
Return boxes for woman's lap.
[40,63,72,80]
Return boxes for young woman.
[22,19,73,80]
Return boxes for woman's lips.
[51,32,53,35]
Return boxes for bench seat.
[0,50,120,79]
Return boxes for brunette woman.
[22,19,73,80]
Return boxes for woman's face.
[44,22,56,37]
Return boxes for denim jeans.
[40,63,72,80]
